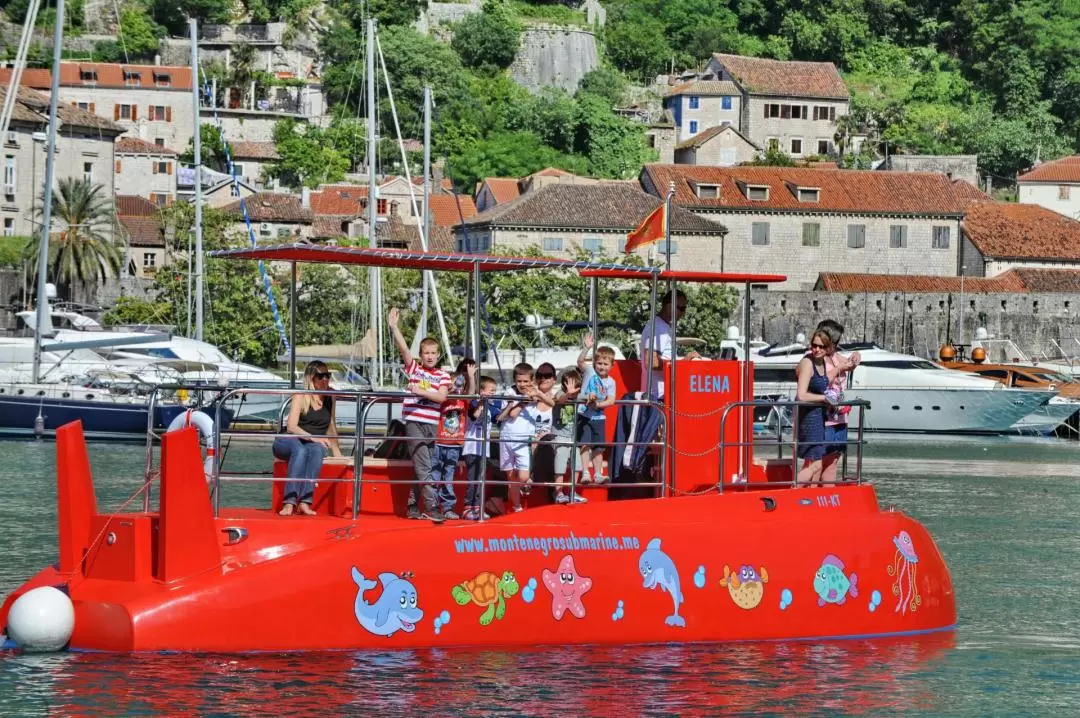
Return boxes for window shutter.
[132,105,137,121]
[115,159,121,173]
[165,107,172,122]
[89,102,96,113]
[114,104,120,120]
[152,162,158,174]
[148,105,153,119]
[166,162,173,175]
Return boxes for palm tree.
[24,177,122,298]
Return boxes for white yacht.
[721,331,1054,434]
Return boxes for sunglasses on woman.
[313,372,332,380]
[810,342,827,350]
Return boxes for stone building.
[221,191,313,241]
[640,164,984,289]
[1,85,124,239]
[56,62,195,151]
[508,24,600,94]
[113,137,177,206]
[961,201,1080,276]
[229,141,280,190]
[116,195,166,279]
[880,154,979,187]
[662,80,742,144]
[1017,156,1080,219]
[454,181,727,257]
[705,54,850,159]
[673,124,760,166]
[645,110,677,164]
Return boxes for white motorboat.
[721,331,1055,435]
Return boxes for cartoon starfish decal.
[542,555,593,620]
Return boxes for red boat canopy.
[209,243,659,275]
[579,269,787,284]
[209,243,788,283]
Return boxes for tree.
[451,0,522,73]
[747,146,797,166]
[574,94,655,178]
[268,119,350,189]
[603,11,673,80]
[150,0,232,35]
[93,3,166,62]
[23,179,122,298]
[180,124,233,173]
[577,67,629,107]
[450,131,586,190]
[337,0,429,29]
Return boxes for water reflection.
[3,633,954,715]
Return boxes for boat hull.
[1,485,954,652]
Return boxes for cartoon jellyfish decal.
[888,530,922,615]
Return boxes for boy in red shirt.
[389,307,451,522]
[431,359,476,520]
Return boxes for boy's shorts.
[574,415,607,448]
[499,439,532,472]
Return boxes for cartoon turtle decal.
[451,570,520,625]
[814,554,859,606]
[722,564,769,610]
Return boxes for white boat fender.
[6,586,74,652]
[166,409,217,481]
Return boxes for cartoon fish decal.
[813,554,858,607]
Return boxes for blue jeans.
[431,444,462,511]
[272,437,327,505]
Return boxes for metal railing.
[150,386,671,521]
[718,398,870,490]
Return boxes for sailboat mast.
[190,19,204,341]
[30,0,64,385]
[366,18,382,383]
[421,86,431,339]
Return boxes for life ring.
[166,409,216,482]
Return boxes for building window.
[376,198,388,215]
[232,162,246,178]
[123,70,142,86]
[766,138,779,151]
[1060,185,1071,200]
[154,137,165,147]
[764,103,781,118]
[80,69,97,84]
[695,184,719,199]
[150,105,170,122]
[932,226,951,249]
[688,120,698,134]
[719,148,736,165]
[115,104,135,121]
[802,223,820,247]
[751,222,770,246]
[142,252,156,268]
[3,155,15,195]
[688,96,700,110]
[889,225,908,248]
[746,185,769,201]
[788,105,809,119]
[83,162,93,183]
[582,237,604,253]
[153,72,172,87]
[847,224,866,249]
[460,235,492,253]
[658,239,678,255]
[817,139,831,155]
[277,226,292,238]
[150,193,168,206]
[542,237,563,252]
[813,106,837,122]
[797,187,819,202]
[260,224,273,238]
[76,101,92,111]
[153,161,173,175]
[722,96,732,110]
[616,238,628,253]
[2,218,13,236]
[790,138,803,155]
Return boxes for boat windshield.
[861,360,942,370]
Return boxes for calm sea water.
[1,435,1079,715]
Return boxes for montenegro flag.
[625,201,667,253]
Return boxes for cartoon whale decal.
[638,538,685,627]
[351,567,423,637]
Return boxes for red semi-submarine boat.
[0,247,955,652]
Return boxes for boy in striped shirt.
[389,308,451,522]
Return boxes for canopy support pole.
[741,280,752,483]
[289,261,297,388]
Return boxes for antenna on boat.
[30,0,65,385]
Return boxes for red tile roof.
[642,164,982,215]
[118,215,164,247]
[310,184,366,216]
[712,54,849,99]
[665,80,741,97]
[0,67,52,88]
[674,124,759,151]
[0,85,124,133]
[1016,156,1080,183]
[222,192,313,223]
[116,195,159,217]
[58,62,192,90]
[1010,268,1080,292]
[962,202,1080,261]
[115,137,177,156]
[230,141,280,160]
[429,194,477,227]
[479,177,520,205]
[815,271,1027,293]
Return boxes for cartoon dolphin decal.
[351,567,423,637]
[638,538,686,627]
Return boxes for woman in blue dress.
[795,331,834,486]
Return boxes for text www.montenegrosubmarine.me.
[454,533,641,556]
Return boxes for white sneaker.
[570,493,588,503]
[555,493,570,505]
